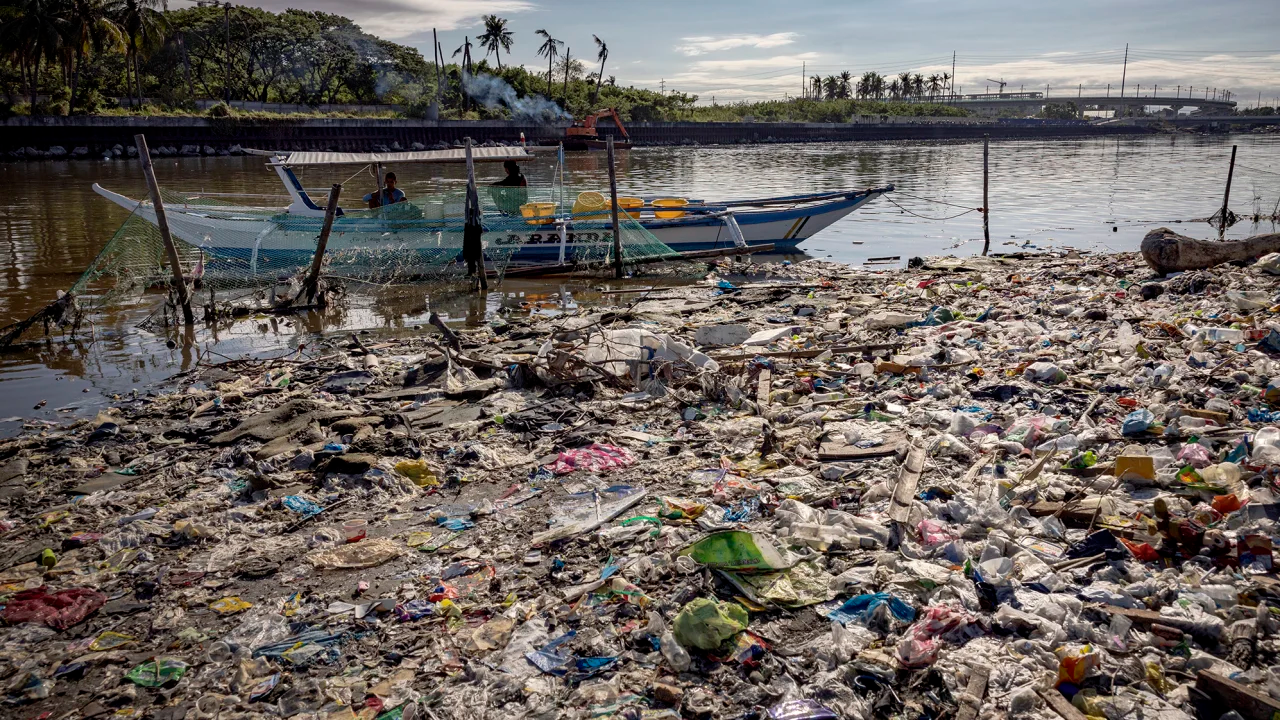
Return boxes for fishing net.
[1,177,704,344]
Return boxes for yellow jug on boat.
[572,191,609,219]
[519,202,557,225]
[653,198,689,219]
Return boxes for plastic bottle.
[1205,327,1245,344]
[660,630,691,672]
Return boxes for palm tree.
[911,73,925,100]
[116,0,166,107]
[926,74,941,101]
[534,29,561,96]
[822,75,838,101]
[590,34,607,105]
[838,70,852,99]
[65,0,124,111]
[476,14,512,69]
[809,75,820,100]
[896,72,912,100]
[856,71,877,99]
[888,79,901,100]
[0,0,67,108]
[941,71,951,99]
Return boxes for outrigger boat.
[91,147,893,272]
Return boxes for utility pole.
[607,136,622,279]
[1118,42,1128,117]
[950,51,956,101]
[801,62,805,99]
[660,78,665,95]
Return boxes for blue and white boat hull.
[91,184,890,275]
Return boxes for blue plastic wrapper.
[282,495,323,517]
[436,517,474,531]
[1121,409,1154,435]
[827,592,915,625]
[526,630,576,675]
[769,699,838,720]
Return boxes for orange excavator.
[563,108,632,151]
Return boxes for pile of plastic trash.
[4,248,1280,720]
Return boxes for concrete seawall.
[1,116,1152,158]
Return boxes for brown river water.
[1,134,1278,433]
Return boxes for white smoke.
[462,72,572,124]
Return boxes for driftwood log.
[1141,227,1280,275]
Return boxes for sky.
[199,0,1280,107]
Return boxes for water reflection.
[1,134,1278,426]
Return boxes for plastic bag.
[672,598,749,651]
[1,587,106,629]
[681,531,787,570]
[827,593,915,626]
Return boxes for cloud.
[676,32,799,56]
[185,0,535,39]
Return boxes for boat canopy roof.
[245,147,534,166]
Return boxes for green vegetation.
[0,4,967,122]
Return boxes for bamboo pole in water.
[607,135,623,279]
[982,134,991,257]
[299,183,342,305]
[134,134,193,324]
[1218,144,1237,239]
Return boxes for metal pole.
[373,163,383,208]
[982,134,990,257]
[1218,144,1237,239]
[301,183,342,304]
[607,135,622,278]
[134,134,193,324]
[1118,42,1127,117]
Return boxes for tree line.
[807,70,954,102]
[0,3,964,122]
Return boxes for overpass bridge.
[934,91,1236,117]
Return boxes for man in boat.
[489,160,528,214]
[365,172,407,208]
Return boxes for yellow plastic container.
[520,202,557,225]
[572,191,609,219]
[613,196,643,219]
[653,197,689,219]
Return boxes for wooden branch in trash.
[709,341,901,361]
[1140,226,1280,275]
[427,312,461,353]
[1097,606,1223,643]
[500,244,777,279]
[134,134,193,324]
[1039,689,1088,720]
[1195,671,1280,720]
[957,665,990,720]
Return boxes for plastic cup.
[342,519,367,543]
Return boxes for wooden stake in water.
[300,183,342,305]
[1218,144,1237,239]
[133,134,193,324]
[607,135,623,279]
[982,134,991,257]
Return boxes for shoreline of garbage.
[5,247,1280,720]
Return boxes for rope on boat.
[884,195,980,221]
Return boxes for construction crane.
[987,78,1008,96]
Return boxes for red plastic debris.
[2,586,107,629]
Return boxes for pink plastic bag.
[2,586,107,629]
[550,444,635,475]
